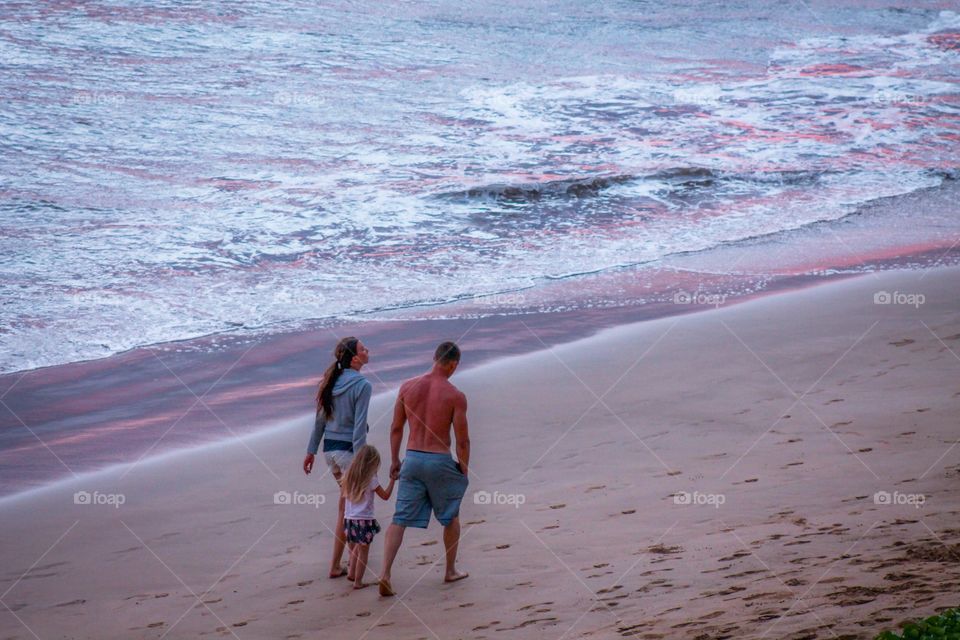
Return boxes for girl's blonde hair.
[342,445,381,504]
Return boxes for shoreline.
[2,245,959,499]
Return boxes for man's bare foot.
[353,582,370,590]
[378,578,395,597]
[329,566,348,579]
[444,570,469,583]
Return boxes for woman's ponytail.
[315,337,359,422]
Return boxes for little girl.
[340,444,395,589]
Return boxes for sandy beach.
[2,265,959,640]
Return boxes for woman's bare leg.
[329,494,347,578]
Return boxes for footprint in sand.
[472,621,501,631]
[114,546,142,555]
[597,585,623,595]
[146,622,164,628]
[518,601,554,611]
[586,485,606,493]
[648,544,683,555]
[125,592,170,601]
[54,599,86,607]
[549,503,566,510]
[890,338,915,347]
[155,532,181,541]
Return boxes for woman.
[303,336,372,578]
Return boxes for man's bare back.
[400,373,465,454]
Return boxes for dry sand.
[1,266,959,640]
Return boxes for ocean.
[2,1,959,375]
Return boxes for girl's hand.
[376,477,396,500]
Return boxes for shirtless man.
[378,341,470,597]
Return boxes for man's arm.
[389,386,407,479]
[452,392,470,477]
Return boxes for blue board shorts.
[393,450,469,528]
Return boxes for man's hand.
[303,453,315,475]
[390,460,401,480]
[457,461,468,477]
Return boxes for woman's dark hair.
[316,337,359,421]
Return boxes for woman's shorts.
[324,449,354,485]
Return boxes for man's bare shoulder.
[398,375,425,395]
[443,380,467,404]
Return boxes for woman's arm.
[303,412,326,474]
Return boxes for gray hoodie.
[307,369,372,455]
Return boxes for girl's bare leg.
[353,544,370,589]
[347,542,358,582]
